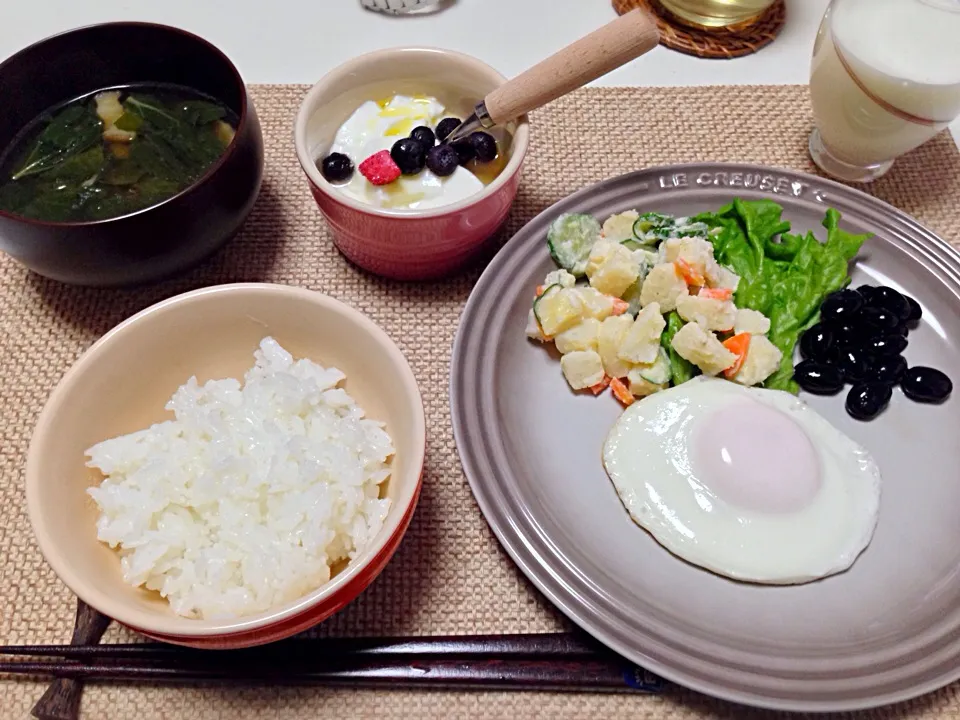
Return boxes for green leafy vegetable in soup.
[0,85,237,222]
[696,199,870,393]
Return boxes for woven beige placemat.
[1,84,959,720]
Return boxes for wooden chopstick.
[0,633,665,694]
[2,632,602,660]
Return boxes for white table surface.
[2,0,958,142]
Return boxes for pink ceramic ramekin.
[294,47,530,281]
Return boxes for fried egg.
[601,377,881,584]
[329,95,484,210]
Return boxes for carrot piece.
[698,287,733,301]
[590,376,611,395]
[722,332,751,378]
[611,298,630,316]
[675,258,705,287]
[535,285,546,297]
[610,378,635,406]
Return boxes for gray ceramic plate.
[451,163,960,712]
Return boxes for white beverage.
[810,0,960,171]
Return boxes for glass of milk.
[809,0,960,182]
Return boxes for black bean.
[864,334,907,358]
[800,324,835,361]
[865,285,910,320]
[856,285,877,303]
[859,306,901,332]
[793,360,844,395]
[869,355,907,385]
[905,295,922,324]
[830,319,871,348]
[820,289,864,324]
[901,366,952,403]
[846,382,893,420]
[836,346,870,383]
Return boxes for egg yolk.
[690,400,822,514]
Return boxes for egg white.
[601,377,881,584]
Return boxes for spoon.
[444,8,660,145]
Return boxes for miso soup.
[0,84,238,222]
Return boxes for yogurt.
[324,94,506,211]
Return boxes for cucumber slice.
[532,283,561,328]
[638,347,672,386]
[621,279,643,317]
[547,213,601,276]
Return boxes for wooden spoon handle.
[483,8,659,125]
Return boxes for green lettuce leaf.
[702,200,869,393]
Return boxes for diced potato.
[598,315,635,379]
[536,288,584,337]
[676,295,736,332]
[525,308,546,341]
[561,350,606,390]
[670,322,737,376]
[632,248,659,270]
[734,308,771,336]
[94,91,125,126]
[618,302,666,364]
[601,211,639,243]
[639,263,688,312]
[661,236,717,278]
[555,318,601,354]
[708,264,740,292]
[627,367,666,398]
[575,287,616,321]
[732,335,783,387]
[544,268,576,289]
[586,240,640,297]
[635,347,672,386]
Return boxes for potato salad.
[525,209,783,406]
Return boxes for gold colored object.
[654,0,777,29]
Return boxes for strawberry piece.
[358,150,401,186]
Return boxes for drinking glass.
[655,0,777,29]
[809,0,960,183]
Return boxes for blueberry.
[793,360,844,395]
[864,285,910,320]
[846,382,893,420]
[320,152,354,183]
[905,295,922,324]
[451,139,476,165]
[410,126,436,149]
[425,144,460,177]
[901,366,952,403]
[800,323,834,361]
[837,346,869,383]
[390,138,426,175]
[468,131,498,162]
[820,289,863,323]
[869,355,907,385]
[435,117,462,143]
[864,334,907,358]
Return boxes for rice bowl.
[26,283,424,648]
[87,337,395,620]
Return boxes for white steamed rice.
[86,337,394,620]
